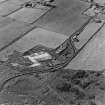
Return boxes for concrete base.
[35,4,52,10]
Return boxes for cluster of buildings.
[24,0,56,8]
[83,0,105,22]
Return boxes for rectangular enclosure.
[8,7,51,24]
